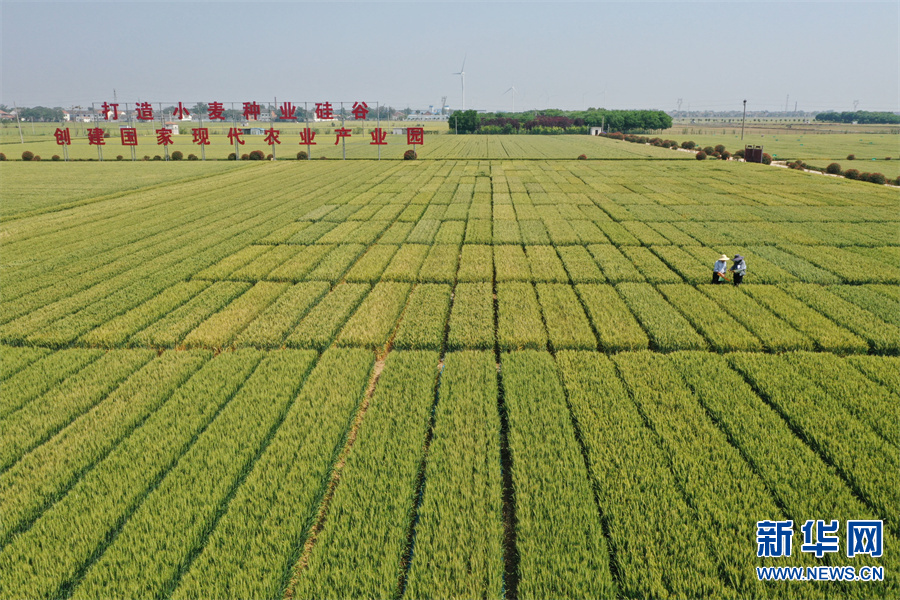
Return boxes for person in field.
[730,254,747,286]
[712,254,729,284]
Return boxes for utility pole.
[741,100,747,141]
[13,102,24,143]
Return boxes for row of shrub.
[822,162,893,184]
[602,133,895,180]
[846,154,892,161]
[602,132,682,148]
[783,160,893,185]
[601,133,760,163]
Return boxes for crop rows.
[288,351,438,598]
[2,347,896,597]
[2,153,897,598]
[28,237,881,355]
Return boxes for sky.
[1,1,897,113]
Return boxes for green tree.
[450,109,478,133]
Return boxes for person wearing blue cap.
[730,254,747,286]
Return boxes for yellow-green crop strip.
[1,135,898,598]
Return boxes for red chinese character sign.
[87,127,105,160]
[120,128,139,146]
[299,127,316,159]
[191,127,210,161]
[315,102,334,121]
[100,102,119,120]
[352,102,369,120]
[299,128,316,146]
[369,128,387,145]
[87,128,106,145]
[407,127,424,147]
[334,127,351,145]
[264,127,280,146]
[279,102,297,120]
[228,127,245,160]
[136,102,154,121]
[156,128,174,160]
[208,102,226,121]
[228,128,245,146]
[264,127,280,159]
[120,127,139,161]
[156,128,174,146]
[54,127,71,161]
[192,128,210,145]
[173,102,190,120]
[54,128,72,146]
[243,102,260,121]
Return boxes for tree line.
[814,111,900,125]
[449,108,673,134]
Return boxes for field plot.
[1,136,898,599]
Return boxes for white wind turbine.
[503,86,518,112]
[453,55,466,111]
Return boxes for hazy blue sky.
[2,1,897,113]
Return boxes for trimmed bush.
[702,146,714,155]
[33,155,41,161]
[577,154,587,160]
[0,153,6,160]
[733,149,745,159]
[847,154,855,160]
[228,152,237,160]
[116,155,124,161]
[187,154,198,160]
[21,151,34,161]
[695,151,707,160]
[248,150,265,160]
[143,155,150,161]
[681,141,696,149]
[761,153,773,165]
[52,155,61,161]
[241,153,250,160]
[297,151,308,160]
[266,154,273,160]
[403,149,417,160]
[721,151,731,160]
[844,168,859,180]
[714,144,726,154]
[826,163,842,174]
[153,155,162,161]
[867,172,886,185]
[171,150,184,160]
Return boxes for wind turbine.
[503,86,518,113]
[453,55,466,111]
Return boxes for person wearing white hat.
[712,254,729,284]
